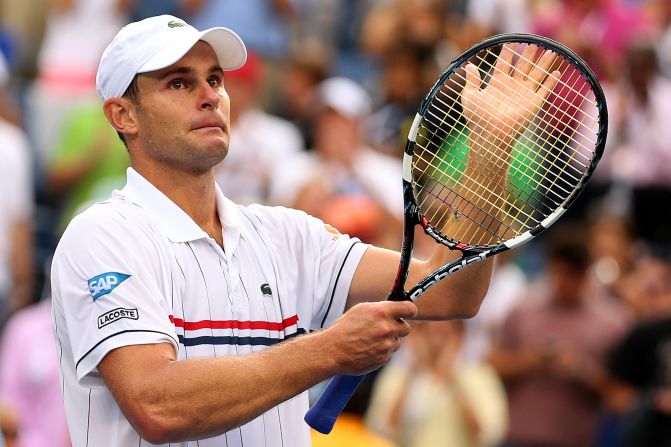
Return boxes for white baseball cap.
[317,77,372,120]
[96,15,247,101]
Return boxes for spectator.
[0,298,70,447]
[189,0,298,59]
[26,0,129,165]
[530,0,653,81]
[0,402,17,447]
[365,43,425,157]
[605,256,671,446]
[126,0,202,22]
[605,42,671,252]
[45,102,129,230]
[0,53,33,328]
[367,320,508,447]
[488,225,627,447]
[273,44,329,150]
[462,252,529,364]
[270,77,402,247]
[214,51,304,205]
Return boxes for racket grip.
[304,374,365,434]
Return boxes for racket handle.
[304,374,365,434]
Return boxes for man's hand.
[323,300,417,375]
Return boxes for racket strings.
[412,42,601,246]
[421,58,591,205]
[430,56,596,175]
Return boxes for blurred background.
[1,0,671,446]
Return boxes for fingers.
[328,301,418,375]
[528,49,558,91]
[494,44,514,77]
[385,300,418,320]
[463,62,482,98]
[513,43,538,81]
[538,70,561,102]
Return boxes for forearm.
[10,220,33,312]
[104,331,337,443]
[408,246,493,319]
[101,300,415,444]
[487,348,539,380]
[347,246,492,320]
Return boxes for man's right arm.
[98,299,416,444]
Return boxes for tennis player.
[51,15,509,447]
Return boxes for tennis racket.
[305,33,607,434]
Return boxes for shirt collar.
[115,168,241,252]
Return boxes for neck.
[133,161,223,245]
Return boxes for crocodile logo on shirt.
[261,283,273,296]
[168,20,186,28]
[88,272,131,301]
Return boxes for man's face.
[130,41,231,173]
[314,108,360,164]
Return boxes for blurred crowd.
[0,0,671,446]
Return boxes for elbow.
[123,396,190,444]
[127,406,174,445]
[453,298,483,319]
[450,286,487,319]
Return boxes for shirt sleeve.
[51,204,178,386]
[305,214,369,330]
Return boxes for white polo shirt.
[51,168,368,447]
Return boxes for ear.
[103,98,138,139]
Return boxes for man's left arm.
[346,245,493,320]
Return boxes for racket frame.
[391,33,608,303]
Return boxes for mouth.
[192,120,226,133]
[193,125,225,132]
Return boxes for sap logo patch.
[98,308,139,329]
[88,272,131,301]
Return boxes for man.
[51,15,553,447]
[488,227,626,447]
[270,76,402,248]
[0,52,33,328]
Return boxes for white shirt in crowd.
[0,120,33,300]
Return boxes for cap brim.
[138,27,247,74]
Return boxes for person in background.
[367,320,508,447]
[0,402,17,447]
[270,76,402,248]
[273,45,329,150]
[0,52,33,328]
[26,0,129,166]
[0,297,70,447]
[214,50,303,205]
[605,256,671,447]
[188,0,298,59]
[489,224,627,447]
[605,42,671,253]
[45,103,129,231]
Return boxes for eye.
[208,76,222,87]
[169,79,185,90]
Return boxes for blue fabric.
[190,0,291,56]
[129,0,181,22]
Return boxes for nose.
[197,80,221,111]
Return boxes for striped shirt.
[51,168,367,447]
